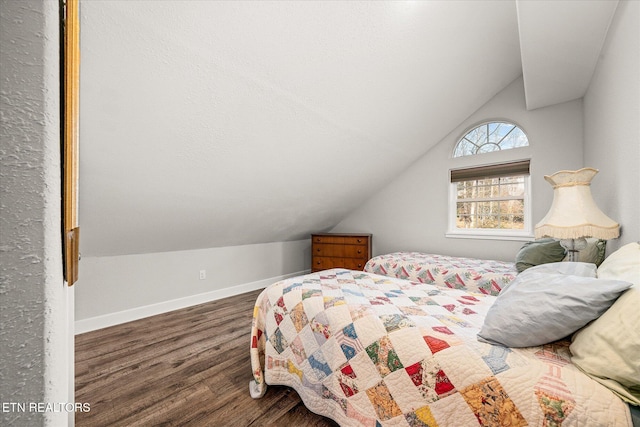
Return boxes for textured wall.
[0,1,71,425]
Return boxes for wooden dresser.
[311,233,372,272]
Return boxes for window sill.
[446,230,534,242]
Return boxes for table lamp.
[535,168,619,261]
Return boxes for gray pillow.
[478,262,632,347]
[515,238,566,273]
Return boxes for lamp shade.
[535,168,619,240]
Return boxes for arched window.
[447,122,532,240]
[453,122,528,157]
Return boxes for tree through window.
[454,122,528,157]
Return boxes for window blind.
[450,160,530,182]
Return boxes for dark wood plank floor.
[75,289,339,426]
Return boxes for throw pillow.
[515,238,566,273]
[478,262,632,347]
[570,286,640,404]
[597,242,640,286]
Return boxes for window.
[453,122,528,157]
[448,160,532,240]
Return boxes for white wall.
[75,240,310,331]
[583,0,639,252]
[78,0,522,258]
[333,76,584,262]
[0,1,74,425]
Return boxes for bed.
[363,252,518,296]
[361,239,607,296]
[249,243,639,426]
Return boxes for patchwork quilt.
[249,269,631,427]
[364,252,518,296]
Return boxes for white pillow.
[570,286,640,404]
[597,242,640,286]
[478,263,631,347]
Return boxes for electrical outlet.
[199,270,206,280]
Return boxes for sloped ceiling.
[517,0,618,110]
[80,1,614,257]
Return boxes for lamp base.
[560,238,588,262]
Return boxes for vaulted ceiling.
[79,0,618,257]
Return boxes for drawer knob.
[317,248,321,252]
[357,239,362,243]
[357,249,362,254]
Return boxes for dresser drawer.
[313,243,368,259]
[312,235,369,245]
[312,256,368,271]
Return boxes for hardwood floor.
[75,289,339,426]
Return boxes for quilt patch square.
[336,323,364,361]
[324,296,346,310]
[369,295,393,305]
[460,376,527,427]
[308,349,332,381]
[398,305,428,316]
[481,345,512,375]
[384,289,404,298]
[365,381,403,421]
[433,314,472,329]
[405,405,438,427]
[311,312,331,346]
[432,326,453,335]
[290,335,307,365]
[423,335,450,354]
[282,281,302,295]
[337,364,359,397]
[342,286,365,298]
[379,313,416,333]
[273,297,287,326]
[301,288,322,300]
[366,335,404,377]
[269,328,288,354]
[290,301,309,333]
[409,296,438,306]
[405,358,456,402]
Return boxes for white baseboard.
[74,269,309,335]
